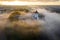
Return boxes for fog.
[0,6,60,40]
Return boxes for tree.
[8,11,21,22]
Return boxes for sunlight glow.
[0,0,60,5]
[0,1,42,5]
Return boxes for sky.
[0,0,59,2]
[0,0,60,5]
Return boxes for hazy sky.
[0,0,59,2]
[0,0,60,5]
